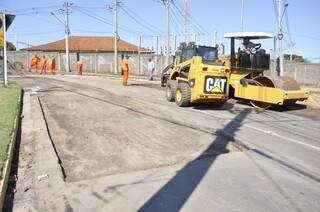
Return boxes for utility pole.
[276,0,288,76]
[273,36,277,76]
[278,0,283,76]
[138,35,141,75]
[213,31,217,47]
[64,0,70,72]
[164,0,171,66]
[240,0,244,31]
[114,0,119,75]
[3,13,7,86]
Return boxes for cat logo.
[204,76,227,94]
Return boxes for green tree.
[284,54,309,63]
[6,41,16,51]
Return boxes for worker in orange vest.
[120,54,124,75]
[28,54,39,72]
[122,55,129,86]
[76,60,83,75]
[40,56,47,75]
[34,55,40,73]
[28,55,35,72]
[49,56,56,75]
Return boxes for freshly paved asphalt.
[8,75,320,212]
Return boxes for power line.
[1,3,65,26]
[72,29,112,34]
[70,5,108,10]
[10,10,57,16]
[120,5,163,33]
[170,7,183,33]
[284,5,294,46]
[292,33,320,41]
[73,6,113,26]
[120,6,159,33]
[73,6,140,34]
[8,30,63,36]
[16,11,63,26]
[170,11,181,33]
[5,5,62,13]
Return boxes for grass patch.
[0,83,21,179]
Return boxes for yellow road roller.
[163,32,309,109]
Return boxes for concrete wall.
[4,51,170,77]
[3,50,320,86]
[265,61,320,86]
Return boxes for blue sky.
[1,0,319,61]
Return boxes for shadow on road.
[235,99,308,112]
[270,103,307,112]
[138,108,252,212]
[129,82,164,91]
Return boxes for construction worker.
[28,54,39,72]
[28,55,35,72]
[34,54,40,73]
[121,54,124,75]
[34,55,40,73]
[76,60,83,75]
[122,55,129,86]
[40,56,47,75]
[49,56,56,75]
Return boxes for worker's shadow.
[138,108,251,212]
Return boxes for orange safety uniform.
[34,56,40,72]
[28,55,35,72]
[121,58,129,86]
[49,57,56,75]
[76,61,83,75]
[40,57,47,75]
[29,55,39,72]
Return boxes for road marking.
[197,110,320,151]
[246,125,320,151]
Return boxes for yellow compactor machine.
[162,32,309,109]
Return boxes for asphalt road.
[8,75,320,212]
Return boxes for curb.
[0,89,22,212]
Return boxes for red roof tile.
[23,36,141,53]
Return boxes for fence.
[1,50,320,86]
